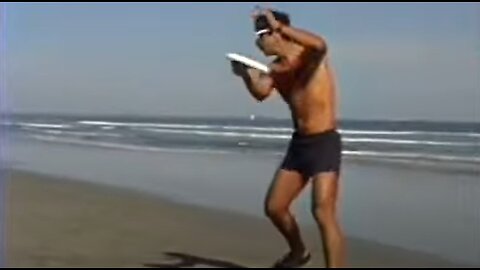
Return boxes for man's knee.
[311,198,336,225]
[265,201,289,219]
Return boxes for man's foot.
[272,250,311,268]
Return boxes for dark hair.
[254,10,290,32]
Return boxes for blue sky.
[5,3,480,121]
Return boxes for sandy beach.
[6,170,471,268]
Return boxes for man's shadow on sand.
[144,252,248,268]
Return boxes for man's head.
[254,10,291,56]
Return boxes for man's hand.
[262,8,282,31]
[252,6,282,30]
[254,6,327,52]
[230,61,248,77]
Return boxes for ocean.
[4,113,479,172]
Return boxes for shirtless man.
[230,8,346,268]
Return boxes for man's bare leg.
[264,169,309,263]
[311,172,346,268]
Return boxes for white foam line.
[18,123,71,129]
[140,128,291,139]
[340,129,480,138]
[78,121,215,129]
[343,138,477,147]
[42,130,121,137]
[79,120,292,132]
[342,150,480,163]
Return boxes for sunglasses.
[255,29,272,38]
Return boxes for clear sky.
[5,3,480,121]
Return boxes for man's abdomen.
[289,90,337,135]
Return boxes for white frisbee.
[226,53,270,73]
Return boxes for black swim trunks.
[281,129,342,178]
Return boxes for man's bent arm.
[240,69,274,102]
[277,24,327,53]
